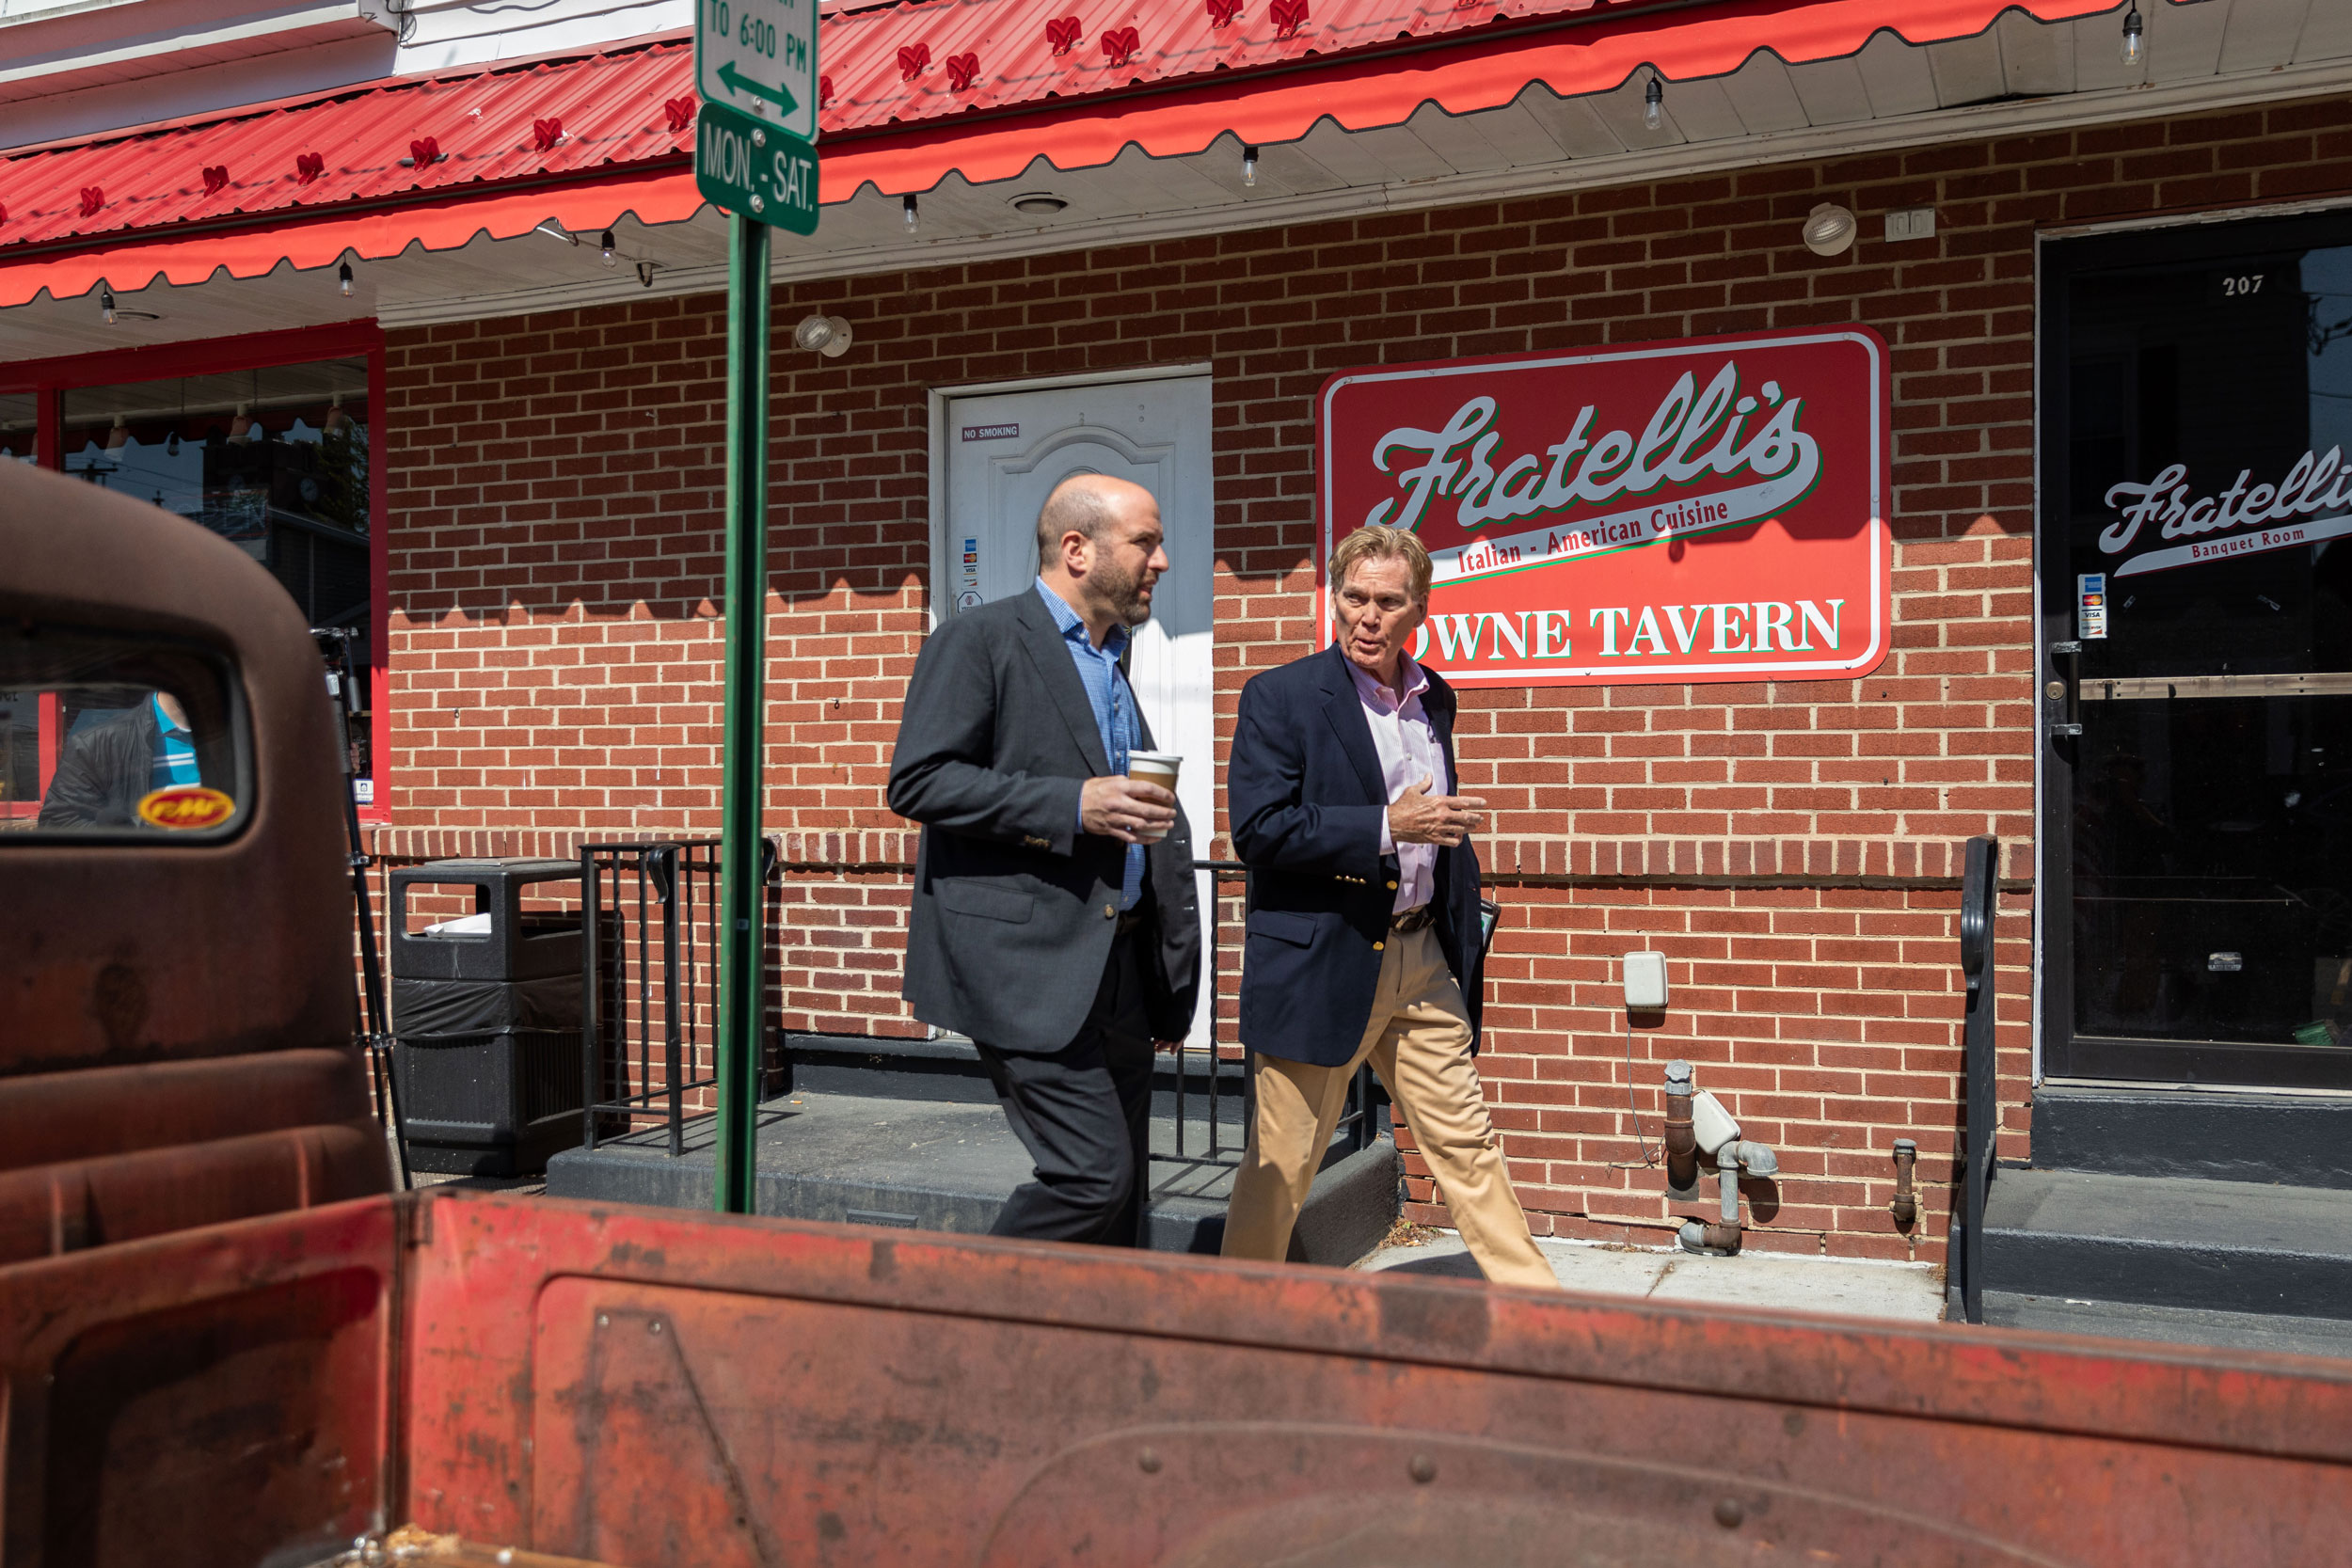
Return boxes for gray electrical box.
[1623,950,1668,1010]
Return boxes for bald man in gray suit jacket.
[888,475,1201,1248]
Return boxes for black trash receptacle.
[389,857,604,1177]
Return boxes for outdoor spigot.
[1679,1145,1747,1256]
[1662,1059,1697,1192]
[1890,1137,1917,1227]
[1678,1138,1778,1255]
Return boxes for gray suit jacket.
[887,587,1202,1053]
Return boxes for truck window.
[0,626,245,840]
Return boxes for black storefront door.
[2042,209,2352,1089]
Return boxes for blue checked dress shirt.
[1036,578,1145,911]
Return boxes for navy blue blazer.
[1230,643,1484,1068]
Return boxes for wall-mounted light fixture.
[791,312,855,357]
[1011,192,1068,215]
[1802,201,1858,257]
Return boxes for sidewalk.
[1359,1232,1947,1323]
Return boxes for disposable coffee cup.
[1127,752,1182,842]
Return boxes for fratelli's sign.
[1316,331,1893,687]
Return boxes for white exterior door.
[938,373,1216,1045]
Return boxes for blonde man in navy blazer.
[1219,524,1555,1288]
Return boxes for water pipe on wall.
[1661,1061,1779,1257]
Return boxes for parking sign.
[696,0,817,145]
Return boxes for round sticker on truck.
[136,785,235,831]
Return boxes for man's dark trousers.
[976,921,1155,1245]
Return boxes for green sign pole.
[699,0,814,1214]
[713,207,771,1216]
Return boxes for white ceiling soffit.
[0,0,395,101]
[9,0,2352,354]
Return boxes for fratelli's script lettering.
[1362,362,1822,585]
[2102,450,2352,576]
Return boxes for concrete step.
[546,1088,1400,1266]
[2031,1085,2352,1189]
[1979,1291,2352,1361]
[1979,1166,2352,1321]
[778,1030,1263,1126]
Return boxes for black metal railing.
[570,848,1387,1168]
[1160,860,1248,1166]
[1953,833,2000,1325]
[1144,860,1386,1171]
[581,840,723,1156]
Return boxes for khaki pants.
[1221,923,1557,1290]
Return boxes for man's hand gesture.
[1387,775,1486,847]
[1081,776,1177,844]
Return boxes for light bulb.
[2121,4,2144,68]
[600,230,617,267]
[100,285,116,325]
[1644,77,1663,133]
[793,313,856,356]
[1243,145,1258,187]
[903,194,919,230]
[338,261,354,298]
[1803,202,1858,257]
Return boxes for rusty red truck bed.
[5,1186,2351,1567]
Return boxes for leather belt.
[1391,905,1436,933]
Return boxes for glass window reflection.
[1,394,34,465]
[0,627,245,840]
[56,359,373,794]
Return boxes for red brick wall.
[378,95,2352,1259]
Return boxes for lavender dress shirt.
[1347,653,1447,916]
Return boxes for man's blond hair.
[1328,524,1432,602]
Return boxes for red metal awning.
[0,0,2118,311]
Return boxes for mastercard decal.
[136,785,237,832]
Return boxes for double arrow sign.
[717,59,796,114]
